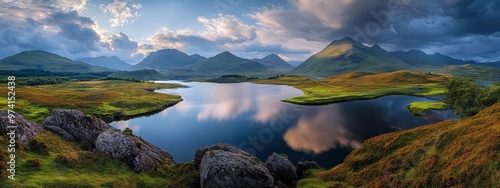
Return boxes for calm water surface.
[111,81,439,168]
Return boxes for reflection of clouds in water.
[283,105,362,154]
[158,82,301,123]
[253,95,284,123]
[116,120,141,133]
[195,83,252,121]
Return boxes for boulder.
[43,109,108,149]
[265,153,298,187]
[200,149,274,188]
[95,127,174,172]
[195,143,250,164]
[296,160,321,178]
[0,111,42,144]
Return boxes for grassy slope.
[299,102,500,188]
[254,70,449,105]
[0,131,199,187]
[0,80,183,123]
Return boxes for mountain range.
[77,56,131,71]
[293,37,500,78]
[1,38,499,79]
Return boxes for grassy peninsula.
[254,70,450,105]
[0,80,183,123]
[407,101,448,115]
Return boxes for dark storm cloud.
[253,0,500,61]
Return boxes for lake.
[111,81,444,168]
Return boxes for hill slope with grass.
[292,37,410,76]
[0,50,110,72]
[391,50,476,68]
[301,102,500,187]
[77,56,131,70]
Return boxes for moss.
[23,158,43,171]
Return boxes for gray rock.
[195,143,250,164]
[0,111,43,144]
[200,149,274,188]
[43,125,75,141]
[95,127,174,172]
[95,128,139,159]
[296,160,320,178]
[43,109,109,149]
[265,153,298,187]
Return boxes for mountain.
[293,37,410,76]
[186,51,267,75]
[252,54,293,69]
[391,50,476,68]
[130,49,201,71]
[0,50,110,72]
[77,56,131,70]
[190,54,207,62]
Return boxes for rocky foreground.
[1,109,320,187]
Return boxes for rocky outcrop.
[0,111,42,144]
[43,109,108,149]
[95,127,174,172]
[265,153,298,187]
[296,160,321,178]
[42,109,174,172]
[198,144,274,188]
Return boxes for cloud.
[99,0,142,27]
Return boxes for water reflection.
[155,82,300,123]
[116,120,141,133]
[284,105,362,154]
[112,82,444,168]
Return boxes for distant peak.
[264,54,281,59]
[328,37,364,47]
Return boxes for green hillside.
[391,50,475,68]
[109,69,169,80]
[253,54,293,69]
[293,37,410,77]
[437,64,500,80]
[301,102,500,187]
[130,49,201,71]
[0,50,110,72]
[77,56,131,71]
[187,51,268,74]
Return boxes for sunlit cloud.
[99,0,142,27]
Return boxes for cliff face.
[305,103,500,187]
